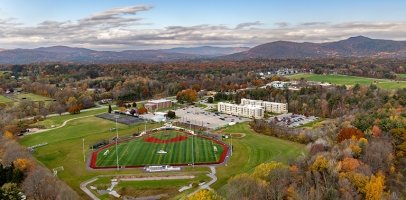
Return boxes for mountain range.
[1,36,406,64]
[223,36,406,60]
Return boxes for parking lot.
[173,106,250,129]
[270,113,319,128]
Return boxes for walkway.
[187,166,217,197]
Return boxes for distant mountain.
[222,36,406,59]
[0,46,206,64]
[0,46,249,64]
[163,46,249,56]
[2,36,406,64]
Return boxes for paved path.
[187,166,217,197]
[80,177,100,200]
[80,174,195,200]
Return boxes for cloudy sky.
[1,0,406,50]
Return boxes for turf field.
[287,73,406,90]
[92,130,226,168]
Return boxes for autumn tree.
[138,106,148,115]
[186,189,223,200]
[226,173,268,200]
[252,161,285,181]
[341,157,361,172]
[176,89,197,104]
[337,127,364,142]
[68,105,81,114]
[364,173,385,200]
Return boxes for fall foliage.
[337,127,365,142]
[176,89,197,104]
[186,189,223,200]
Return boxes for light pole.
[230,133,233,156]
[115,115,119,171]
[188,122,194,167]
[82,138,86,163]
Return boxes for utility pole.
[115,115,119,171]
[82,138,86,163]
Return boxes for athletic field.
[90,130,228,169]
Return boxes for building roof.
[148,99,171,104]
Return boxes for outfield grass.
[0,95,13,103]
[95,130,225,167]
[287,73,406,90]
[213,122,306,193]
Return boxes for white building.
[240,98,288,114]
[268,81,290,89]
[218,102,264,119]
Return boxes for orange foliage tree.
[337,127,364,142]
[68,105,81,114]
[137,107,148,115]
[13,158,33,172]
[176,89,197,104]
[341,157,361,172]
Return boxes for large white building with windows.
[240,98,288,114]
[217,102,264,119]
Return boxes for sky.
[1,0,406,50]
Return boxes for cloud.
[1,5,406,50]
[299,22,329,26]
[235,21,263,29]
[274,22,289,28]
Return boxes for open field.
[397,74,406,79]
[213,122,307,193]
[1,92,55,106]
[93,130,226,168]
[0,95,13,103]
[13,92,54,101]
[287,73,406,90]
[34,107,113,128]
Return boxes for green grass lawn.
[397,74,406,79]
[14,92,54,101]
[0,95,13,103]
[287,73,406,90]
[95,130,224,167]
[213,122,306,193]
[35,107,114,128]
